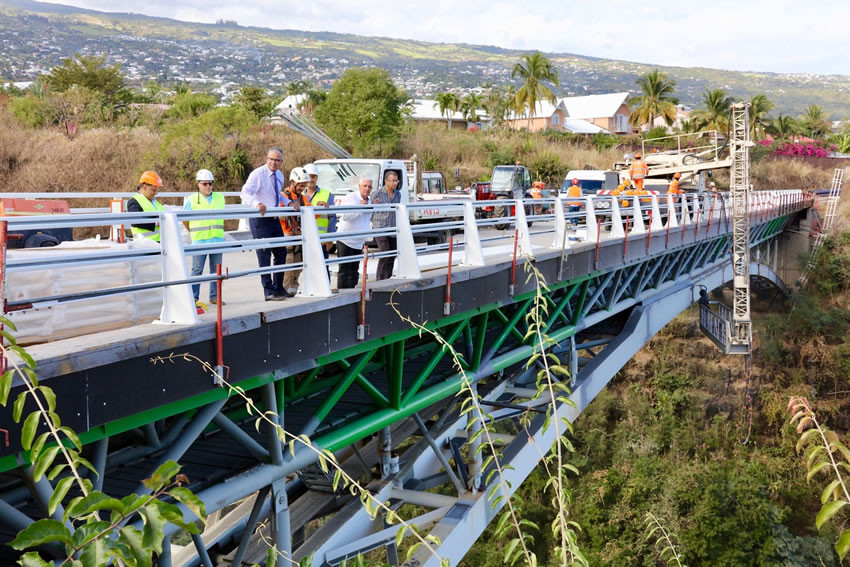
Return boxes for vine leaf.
[816,500,848,530]
[9,519,73,549]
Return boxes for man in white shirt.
[240,147,295,301]
[337,177,373,289]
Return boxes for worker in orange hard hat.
[667,172,683,195]
[565,178,582,226]
[127,171,165,241]
[629,152,649,192]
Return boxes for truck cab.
[490,165,532,200]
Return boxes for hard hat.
[139,171,162,187]
[623,178,632,185]
[289,167,310,184]
[195,169,214,182]
[303,163,319,176]
[673,172,681,179]
[571,178,579,185]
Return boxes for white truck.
[313,158,471,244]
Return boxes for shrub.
[591,132,618,151]
[167,91,217,120]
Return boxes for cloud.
[50,0,850,75]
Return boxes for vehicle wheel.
[426,229,451,247]
[25,233,60,248]
[493,197,510,230]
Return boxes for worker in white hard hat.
[280,167,310,294]
[302,163,337,259]
[184,169,226,305]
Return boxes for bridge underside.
[0,210,803,565]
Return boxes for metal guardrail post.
[514,199,533,257]
[462,202,486,266]
[551,197,567,249]
[394,204,422,279]
[680,194,691,228]
[665,194,679,229]
[584,196,598,244]
[650,195,663,232]
[299,206,333,297]
[630,196,646,236]
[609,196,625,239]
[155,212,198,325]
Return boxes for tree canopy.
[45,53,129,105]
[511,52,560,132]
[314,67,409,156]
[692,88,736,134]
[629,70,678,129]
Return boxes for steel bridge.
[0,190,814,565]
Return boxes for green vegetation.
[629,69,678,130]
[314,67,409,156]
[511,52,560,132]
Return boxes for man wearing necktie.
[240,147,296,301]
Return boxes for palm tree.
[285,80,309,97]
[691,89,735,134]
[748,94,774,140]
[511,52,560,133]
[767,113,798,139]
[629,70,678,130]
[800,104,830,138]
[460,93,482,122]
[434,92,460,129]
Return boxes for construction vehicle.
[1,198,73,248]
[489,164,533,230]
[313,158,470,245]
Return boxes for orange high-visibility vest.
[667,179,681,195]
[567,184,582,206]
[629,160,649,180]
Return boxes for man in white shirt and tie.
[241,147,298,301]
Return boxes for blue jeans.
[569,205,580,225]
[192,253,222,301]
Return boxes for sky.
[47,0,850,76]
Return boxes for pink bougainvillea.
[774,141,835,157]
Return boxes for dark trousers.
[249,217,286,297]
[375,236,396,281]
[338,242,362,289]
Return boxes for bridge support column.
[271,478,292,562]
[467,383,482,491]
[380,426,392,479]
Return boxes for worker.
[281,167,310,295]
[709,181,718,192]
[565,178,582,226]
[667,172,683,195]
[127,170,165,241]
[629,152,649,192]
[184,169,225,306]
[530,181,545,215]
[303,163,336,260]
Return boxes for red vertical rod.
[445,237,454,307]
[215,264,224,370]
[360,245,369,326]
[646,209,653,252]
[594,218,602,268]
[510,228,518,291]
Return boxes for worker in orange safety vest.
[629,152,649,191]
[667,172,683,195]
[565,178,582,226]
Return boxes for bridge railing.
[0,189,812,341]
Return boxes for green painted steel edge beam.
[0,371,278,474]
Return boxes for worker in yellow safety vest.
[303,163,336,258]
[184,169,226,305]
[127,170,165,241]
[629,152,649,191]
[667,172,683,195]
[565,178,582,226]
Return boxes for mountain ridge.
[2,0,850,118]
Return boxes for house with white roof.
[506,99,609,135]
[410,99,487,130]
[558,92,632,134]
[274,94,307,116]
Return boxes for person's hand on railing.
[256,203,267,216]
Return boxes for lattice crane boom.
[729,102,752,353]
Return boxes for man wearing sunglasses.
[184,169,226,305]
